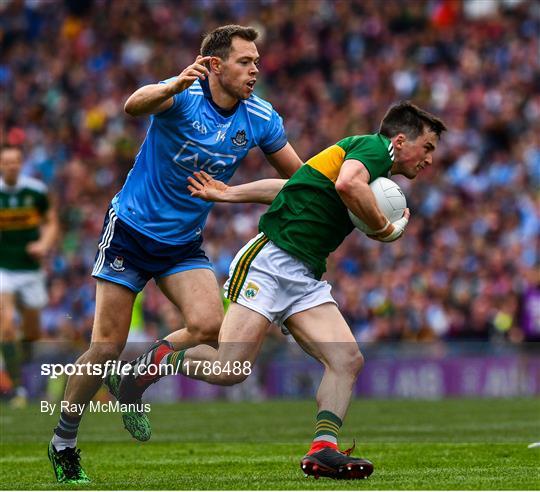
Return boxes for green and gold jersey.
[0,176,49,270]
[259,134,394,279]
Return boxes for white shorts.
[0,268,48,309]
[224,233,336,326]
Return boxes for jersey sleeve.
[154,77,189,118]
[337,136,391,182]
[260,110,287,154]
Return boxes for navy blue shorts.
[91,207,213,292]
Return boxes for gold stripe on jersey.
[228,235,269,302]
[0,207,41,230]
[305,145,346,182]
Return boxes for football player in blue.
[48,25,302,484]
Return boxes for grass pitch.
[1,398,539,489]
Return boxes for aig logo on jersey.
[110,256,125,272]
[244,282,260,299]
[231,130,248,148]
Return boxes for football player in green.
[0,144,58,408]
[114,101,446,479]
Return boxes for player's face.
[0,148,23,185]
[393,129,437,179]
[218,37,260,100]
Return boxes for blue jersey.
[112,78,287,245]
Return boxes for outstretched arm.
[187,171,286,205]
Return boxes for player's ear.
[209,57,221,74]
[393,133,406,150]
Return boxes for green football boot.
[104,364,151,442]
[48,442,90,484]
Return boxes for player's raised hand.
[188,171,229,202]
[171,55,211,93]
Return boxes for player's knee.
[350,351,364,376]
[331,349,364,378]
[186,316,221,344]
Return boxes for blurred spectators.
[1,0,538,345]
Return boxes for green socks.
[314,410,342,445]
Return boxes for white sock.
[52,433,77,451]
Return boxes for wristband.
[380,216,409,242]
[372,219,391,235]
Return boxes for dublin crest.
[231,130,248,147]
[110,256,125,272]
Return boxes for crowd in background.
[1,0,539,347]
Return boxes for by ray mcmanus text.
[40,400,151,415]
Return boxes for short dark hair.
[0,143,22,154]
[379,101,447,140]
[200,25,258,60]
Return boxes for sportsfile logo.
[40,361,177,379]
[40,360,253,379]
